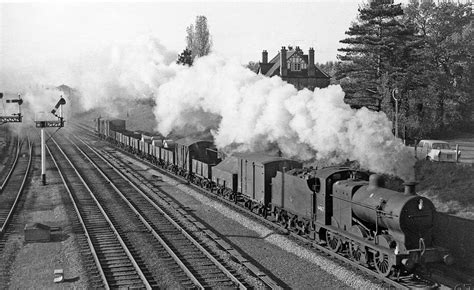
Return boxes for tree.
[246,61,259,73]
[316,61,340,84]
[176,48,193,66]
[336,0,418,113]
[335,0,473,140]
[403,0,473,137]
[186,16,213,60]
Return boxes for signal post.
[35,97,66,185]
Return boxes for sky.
[0,1,366,73]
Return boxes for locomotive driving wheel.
[326,231,341,252]
[350,243,368,266]
[348,225,368,265]
[257,206,268,218]
[275,209,289,227]
[244,200,252,209]
[374,251,393,277]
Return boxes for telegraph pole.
[35,97,66,185]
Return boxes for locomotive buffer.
[35,97,66,185]
[0,93,23,124]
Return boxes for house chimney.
[308,47,315,77]
[280,46,287,77]
[262,50,268,64]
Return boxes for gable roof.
[258,48,330,79]
[258,63,274,75]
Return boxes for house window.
[288,56,303,71]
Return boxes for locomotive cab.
[315,168,354,226]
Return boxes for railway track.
[73,123,470,288]
[50,131,265,288]
[71,133,283,289]
[67,133,276,288]
[0,136,20,191]
[47,135,154,289]
[0,137,33,285]
[0,138,32,237]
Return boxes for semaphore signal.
[35,96,67,185]
[0,93,23,124]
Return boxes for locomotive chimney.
[403,181,417,195]
[262,50,268,64]
[368,174,385,190]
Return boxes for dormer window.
[288,55,305,72]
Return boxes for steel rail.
[67,135,205,289]
[0,138,32,234]
[45,142,110,290]
[47,135,152,290]
[70,134,249,289]
[0,137,21,192]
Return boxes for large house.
[257,46,330,90]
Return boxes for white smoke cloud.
[154,54,415,181]
[71,36,179,113]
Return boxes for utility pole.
[35,96,66,185]
[392,88,399,139]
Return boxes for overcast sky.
[0,0,372,73]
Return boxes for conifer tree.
[337,0,417,112]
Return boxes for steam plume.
[154,55,415,181]
[72,36,178,114]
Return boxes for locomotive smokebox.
[403,181,417,195]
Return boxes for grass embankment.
[415,160,474,219]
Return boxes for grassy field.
[415,160,474,219]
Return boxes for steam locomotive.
[95,117,453,277]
